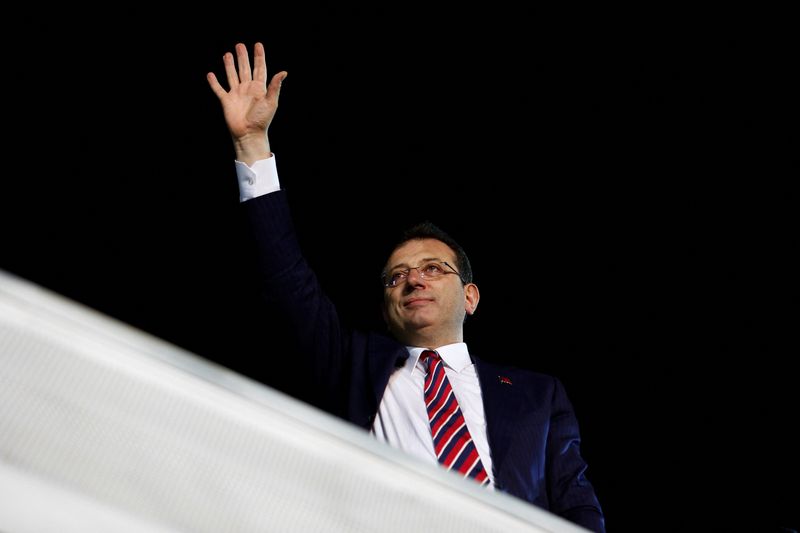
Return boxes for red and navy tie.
[421,349,490,485]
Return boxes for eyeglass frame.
[381,261,466,288]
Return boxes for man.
[207,42,605,532]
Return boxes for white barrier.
[0,269,588,532]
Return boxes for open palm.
[207,42,286,140]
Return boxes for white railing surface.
[0,269,588,533]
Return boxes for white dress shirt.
[371,343,494,486]
[235,157,494,485]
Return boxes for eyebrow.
[386,257,447,272]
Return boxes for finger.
[223,51,239,90]
[252,42,267,84]
[236,43,252,83]
[267,71,288,101]
[206,72,227,99]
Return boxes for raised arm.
[207,42,287,166]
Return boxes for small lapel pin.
[498,376,513,385]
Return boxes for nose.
[404,267,427,288]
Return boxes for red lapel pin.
[498,376,513,385]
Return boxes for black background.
[3,5,797,531]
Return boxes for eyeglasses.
[382,261,465,288]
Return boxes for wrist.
[233,132,272,166]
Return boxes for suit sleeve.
[241,191,351,413]
[545,377,605,533]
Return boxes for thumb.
[270,71,288,97]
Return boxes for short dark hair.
[390,221,473,284]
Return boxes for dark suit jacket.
[243,191,605,532]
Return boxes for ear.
[464,283,480,316]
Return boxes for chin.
[403,315,437,332]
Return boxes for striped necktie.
[421,349,490,485]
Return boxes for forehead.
[386,238,456,268]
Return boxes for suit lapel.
[475,358,526,482]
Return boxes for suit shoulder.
[474,356,560,389]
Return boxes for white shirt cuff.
[235,156,281,202]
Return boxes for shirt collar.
[405,342,472,376]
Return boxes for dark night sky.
[3,6,797,531]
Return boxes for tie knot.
[420,350,439,372]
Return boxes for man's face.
[382,238,478,346]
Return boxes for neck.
[397,328,463,350]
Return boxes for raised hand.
[207,42,287,163]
